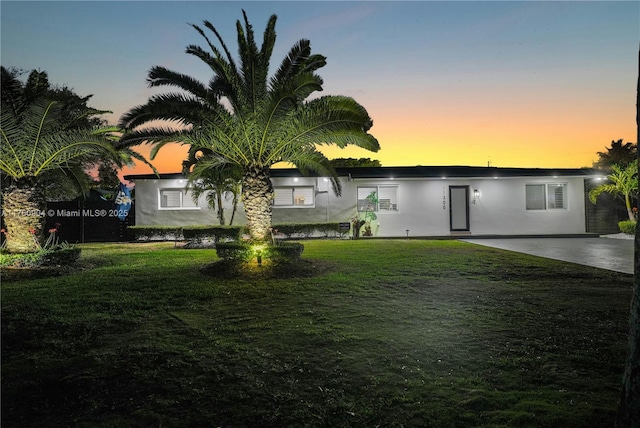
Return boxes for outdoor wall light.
[473,189,480,204]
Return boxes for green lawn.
[1,240,633,427]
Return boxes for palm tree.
[183,147,242,225]
[589,163,638,221]
[119,11,379,241]
[1,67,120,253]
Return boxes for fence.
[44,200,135,243]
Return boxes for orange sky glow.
[120,90,636,178]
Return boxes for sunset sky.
[2,1,638,177]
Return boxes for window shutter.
[526,184,545,210]
[378,186,398,211]
[274,188,293,206]
[357,187,377,211]
[547,184,565,209]
[182,190,198,208]
[161,190,181,208]
[293,187,314,205]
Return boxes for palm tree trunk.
[230,193,238,226]
[216,189,226,225]
[241,165,273,241]
[625,193,635,221]
[2,180,45,253]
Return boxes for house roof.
[124,166,602,182]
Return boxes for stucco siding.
[130,172,589,236]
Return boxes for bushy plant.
[215,242,254,262]
[272,223,347,239]
[1,245,81,268]
[265,242,304,261]
[127,226,183,241]
[215,241,304,264]
[183,225,242,243]
[618,220,636,235]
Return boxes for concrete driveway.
[461,237,634,274]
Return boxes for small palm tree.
[589,162,638,221]
[1,68,121,253]
[183,147,242,225]
[120,11,379,241]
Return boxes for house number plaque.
[442,186,446,210]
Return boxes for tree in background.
[593,139,637,171]
[330,157,381,168]
[0,67,119,252]
[119,11,379,241]
[589,163,638,222]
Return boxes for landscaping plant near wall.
[127,223,347,242]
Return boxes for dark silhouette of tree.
[119,11,379,241]
[0,66,119,252]
[594,139,637,171]
[330,157,382,168]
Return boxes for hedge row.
[272,223,349,239]
[128,223,348,242]
[127,225,243,242]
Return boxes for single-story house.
[124,166,616,237]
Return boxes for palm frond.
[118,126,186,147]
[123,148,160,176]
[147,66,209,100]
[271,39,312,86]
[118,93,207,129]
[286,148,342,195]
[33,133,118,176]
[259,14,278,77]
[263,95,379,165]
[198,20,238,73]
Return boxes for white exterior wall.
[270,176,587,236]
[133,178,246,226]
[132,175,588,236]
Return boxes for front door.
[449,186,470,232]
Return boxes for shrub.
[215,242,254,262]
[0,246,81,268]
[183,226,243,243]
[127,226,183,241]
[272,222,347,239]
[265,242,304,261]
[618,220,636,235]
[215,241,304,264]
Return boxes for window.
[159,189,199,209]
[273,186,314,207]
[525,184,567,210]
[357,186,398,212]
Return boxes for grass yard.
[1,239,633,427]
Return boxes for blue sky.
[2,1,639,173]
